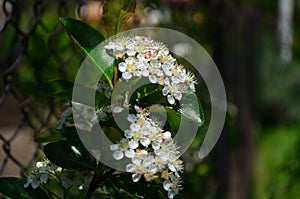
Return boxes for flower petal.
[167,95,175,104]
[122,72,133,80]
[118,62,127,72]
[128,140,139,149]
[125,149,135,158]
[113,150,124,160]
[110,144,119,151]
[126,163,136,172]
[163,180,171,190]
[132,173,141,182]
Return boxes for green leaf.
[35,129,63,143]
[60,17,105,53]
[150,104,204,135]
[177,92,205,127]
[35,127,80,143]
[95,91,110,105]
[101,0,136,36]
[42,79,73,100]
[119,188,144,199]
[0,177,50,199]
[102,126,122,142]
[130,83,204,128]
[44,140,96,170]
[42,79,111,105]
[60,17,114,89]
[108,174,167,199]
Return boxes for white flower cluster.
[24,159,58,189]
[59,102,114,131]
[57,103,72,129]
[57,82,113,131]
[105,35,196,104]
[110,106,182,198]
[24,159,93,191]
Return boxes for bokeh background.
[1,0,300,199]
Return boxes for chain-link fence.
[0,0,91,177]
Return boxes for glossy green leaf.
[130,83,204,128]
[60,18,114,88]
[60,17,105,53]
[150,104,204,135]
[177,92,205,127]
[101,0,136,36]
[44,140,96,170]
[0,177,50,199]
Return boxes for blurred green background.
[0,0,299,199]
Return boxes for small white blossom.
[104,34,197,198]
[105,35,197,105]
[110,138,136,160]
[109,106,183,198]
[163,174,182,199]
[113,106,124,113]
[162,131,172,140]
[24,159,94,191]
[24,159,56,189]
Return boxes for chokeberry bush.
[0,1,204,198]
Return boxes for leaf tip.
[59,17,69,27]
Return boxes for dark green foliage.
[44,140,97,170]
[0,177,50,199]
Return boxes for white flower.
[104,42,116,50]
[140,137,151,147]
[113,106,124,113]
[186,71,197,92]
[39,173,48,184]
[162,131,172,140]
[127,49,136,56]
[104,34,196,196]
[163,174,182,199]
[162,84,183,104]
[128,139,139,149]
[126,152,158,182]
[162,63,175,76]
[110,106,184,197]
[127,114,137,123]
[110,138,136,160]
[24,159,58,189]
[105,35,197,105]
[118,62,127,72]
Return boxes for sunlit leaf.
[101,0,136,36]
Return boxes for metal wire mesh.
[0,0,88,177]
